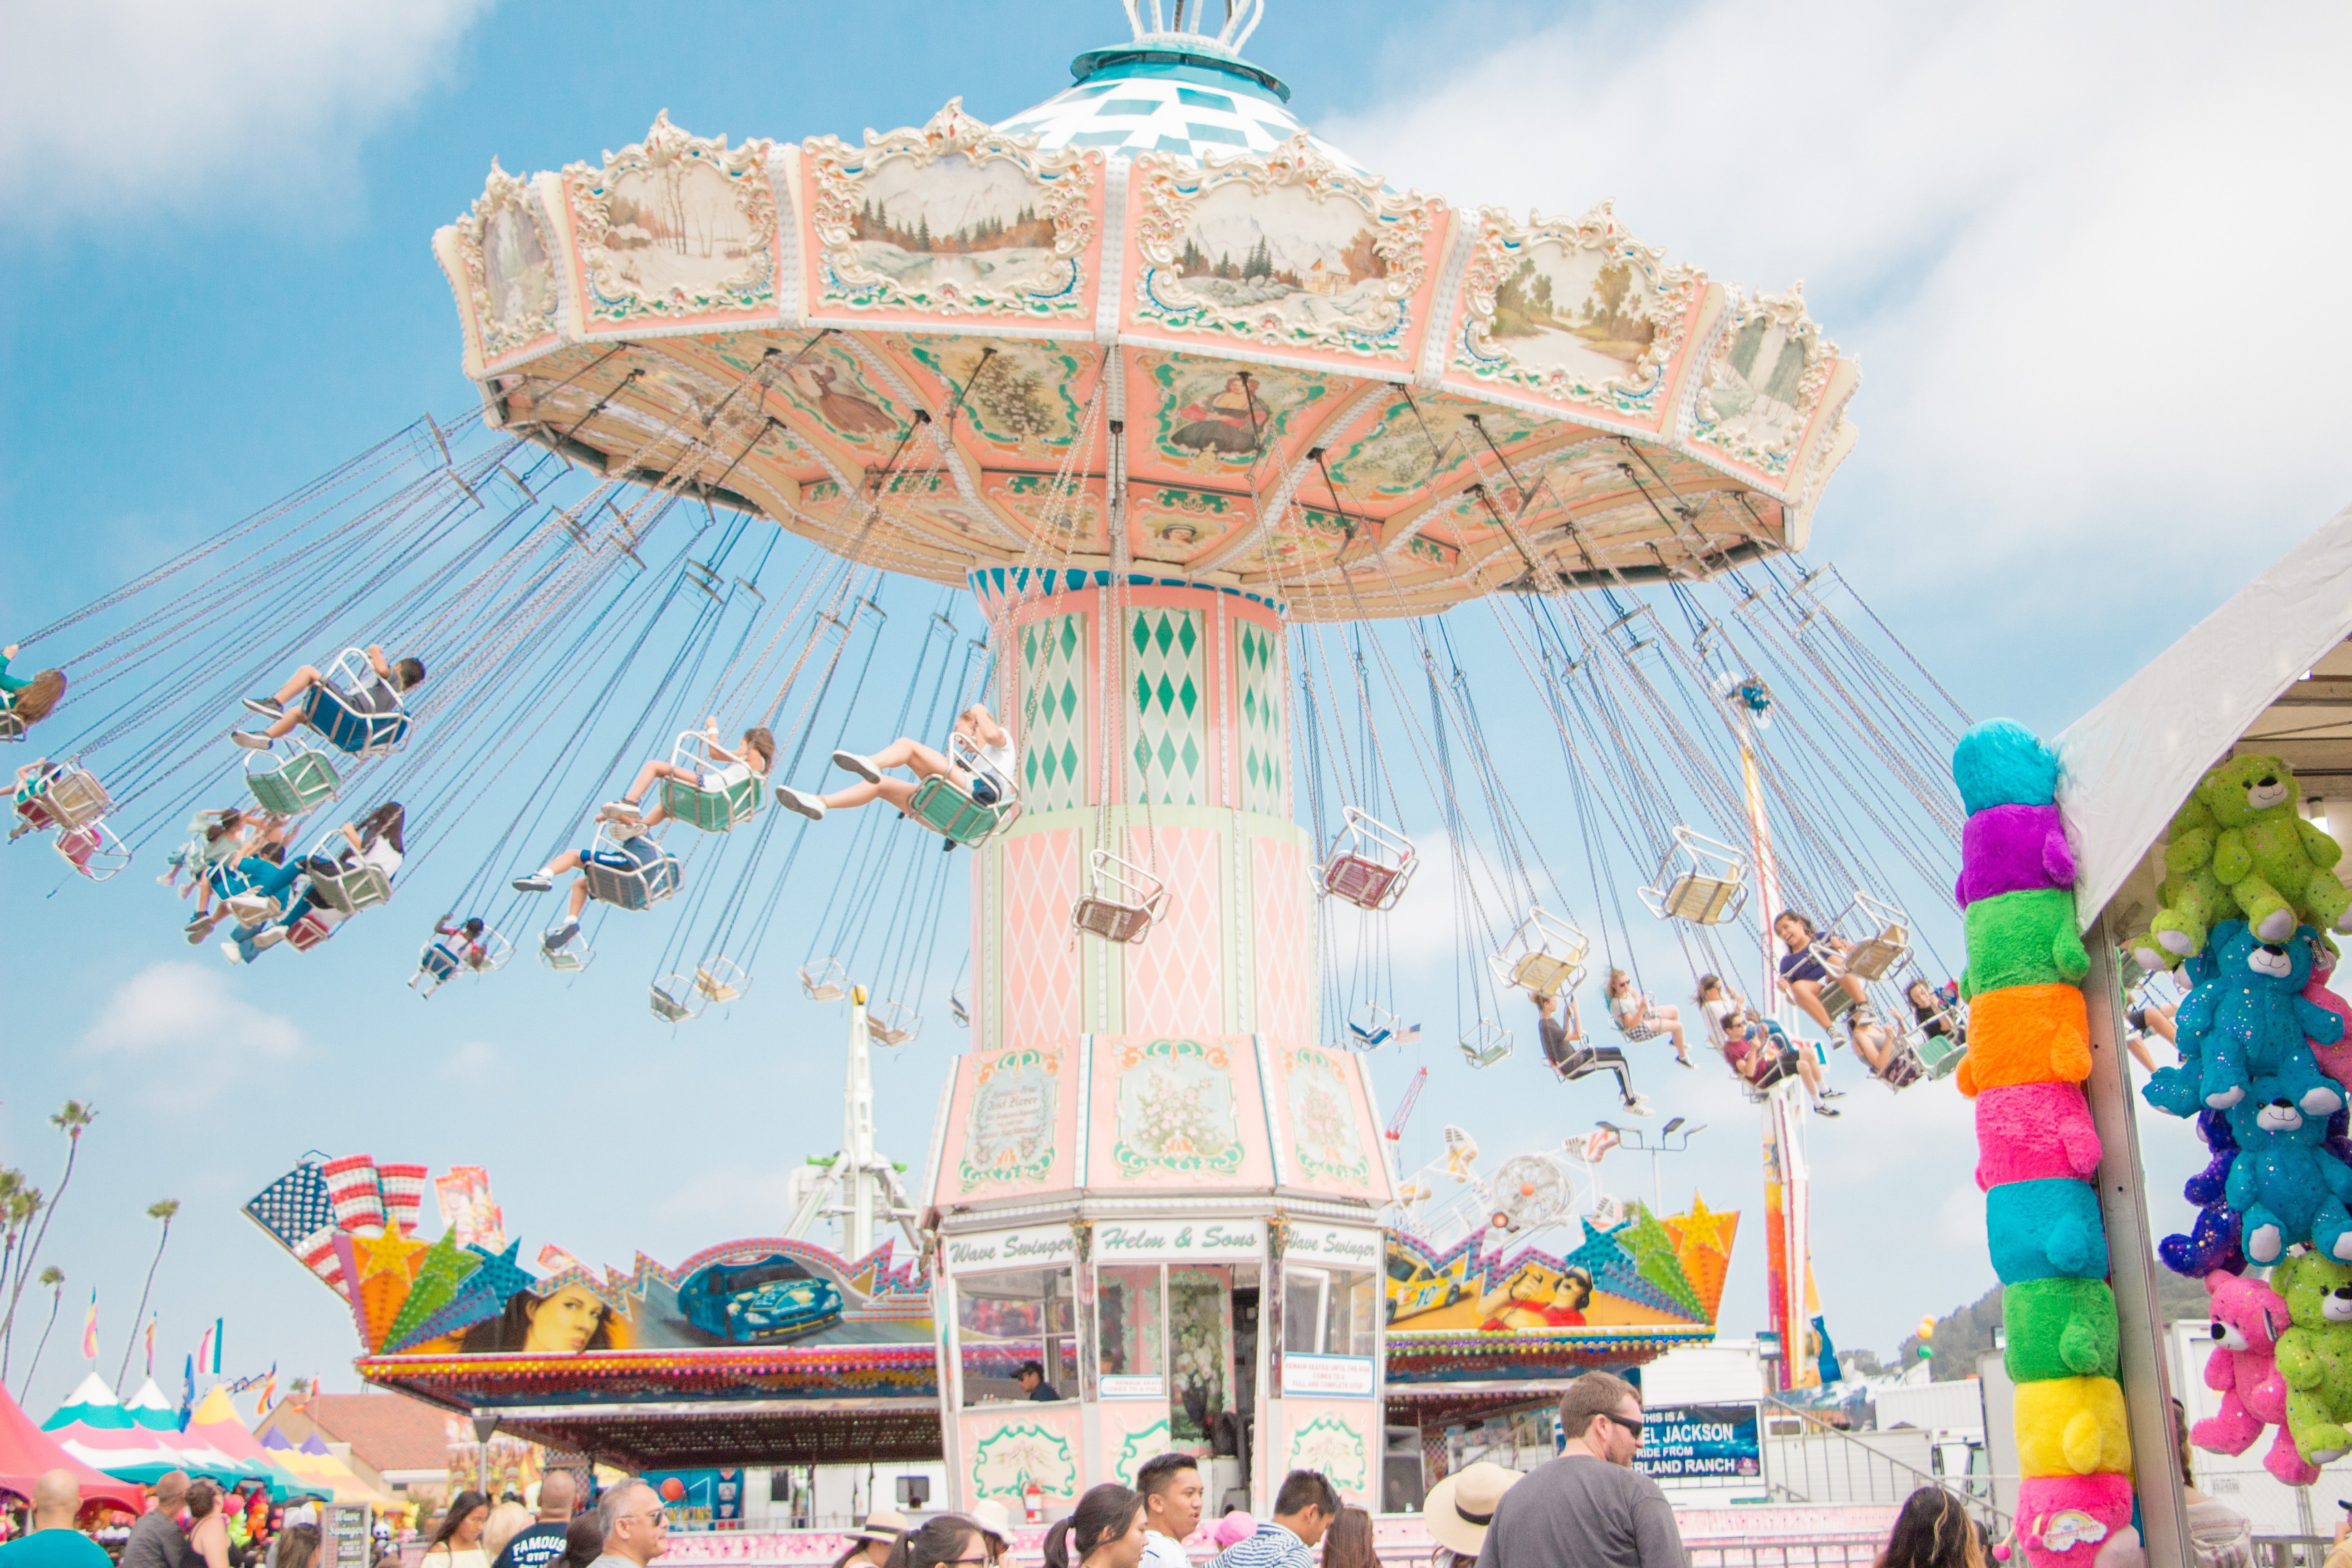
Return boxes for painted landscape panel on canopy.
[564,114,780,333]
[1318,392,1550,502]
[442,167,560,376]
[1445,206,1712,436]
[804,104,1100,323]
[895,336,1099,459]
[1129,351,1336,480]
[704,333,914,461]
[1125,145,1450,372]
[1683,284,1857,496]
[1085,1035,1275,1192]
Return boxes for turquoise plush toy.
[1953,719,2061,816]
[2142,946,2222,1118]
[2274,1253,2352,1465]
[1987,1177,2110,1283]
[2222,1078,2352,1264]
[2197,921,2347,1113]
[1962,888,2092,1000]
[2003,1276,2120,1383]
[2200,755,2352,944]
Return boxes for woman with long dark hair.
[830,1510,909,1568]
[1320,1508,1378,1568]
[421,1491,492,1568]
[457,1284,614,1353]
[1874,1487,1984,1568]
[880,1516,991,1568]
[1042,1486,1146,1568]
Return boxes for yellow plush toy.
[2016,1376,2133,1477]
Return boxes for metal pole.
[2079,912,2187,1565]
[470,1413,498,1500]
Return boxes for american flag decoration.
[321,1155,385,1233]
[243,1160,349,1299]
[376,1163,428,1235]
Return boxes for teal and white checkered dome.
[995,5,1373,177]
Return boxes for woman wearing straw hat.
[1419,1464,1520,1568]
[830,1510,910,1568]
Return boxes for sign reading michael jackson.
[1631,1403,1762,1480]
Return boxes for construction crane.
[1383,1065,1430,1185]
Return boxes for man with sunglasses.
[588,1482,670,1568]
[1474,1372,1682,1568]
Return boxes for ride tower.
[431,0,1861,1510]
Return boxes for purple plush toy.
[2164,1109,2247,1277]
[1957,803,2078,907]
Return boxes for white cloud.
[79,963,301,1099]
[440,1040,502,1079]
[657,1164,808,1235]
[1322,0,2352,606]
[0,0,491,220]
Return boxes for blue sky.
[5,0,2352,1421]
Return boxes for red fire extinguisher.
[1022,1481,1043,1524]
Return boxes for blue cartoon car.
[677,1256,843,1344]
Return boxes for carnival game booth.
[1955,500,2352,1566]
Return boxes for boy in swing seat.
[232,644,424,750]
[1536,990,1654,1117]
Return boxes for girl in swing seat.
[776,704,1014,827]
[1774,909,1896,1077]
[597,720,774,830]
[1604,967,1692,1067]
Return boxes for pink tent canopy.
[0,1381,146,1514]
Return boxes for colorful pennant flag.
[255,1369,276,1418]
[206,1318,222,1375]
[80,1290,98,1360]
[144,1316,156,1374]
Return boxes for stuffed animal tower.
[2126,755,2352,1476]
[1953,722,2134,1567]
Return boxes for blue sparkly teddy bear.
[2224,1077,2352,1265]
[2144,946,2223,1118]
[2197,921,2347,1113]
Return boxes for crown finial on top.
[1120,0,1264,55]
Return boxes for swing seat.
[1347,1005,1398,1050]
[306,855,392,916]
[907,774,1014,846]
[800,960,848,1002]
[695,958,750,1003]
[649,977,704,1024]
[37,766,112,832]
[1877,1046,1927,1091]
[224,891,284,925]
[1638,828,1749,926]
[0,706,24,744]
[245,739,342,817]
[1321,806,1416,912]
[54,819,131,882]
[1071,849,1166,944]
[1459,1021,1514,1069]
[300,649,412,758]
[1812,892,1913,982]
[950,990,970,1028]
[539,933,595,973]
[1915,1031,1967,1081]
[659,730,765,833]
[285,911,336,952]
[869,999,918,1046]
[413,943,461,996]
[1489,904,1591,998]
[580,828,682,911]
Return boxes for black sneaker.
[1813,1101,1841,1118]
[243,696,285,719]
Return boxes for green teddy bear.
[2133,794,2244,971]
[2274,1252,2352,1466]
[2201,755,2352,945]
[1961,887,2090,1000]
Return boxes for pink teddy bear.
[2012,1473,2132,1568]
[2305,936,2352,1090]
[2190,1269,2317,1485]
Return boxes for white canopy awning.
[2057,499,2352,934]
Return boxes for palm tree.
[16,1268,65,1400]
[114,1200,177,1396]
[0,1102,94,1375]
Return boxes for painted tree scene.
[843,153,1066,295]
[1478,241,1666,389]
[1162,182,1392,330]
[598,157,760,298]
[904,338,1084,453]
[1703,311,1815,452]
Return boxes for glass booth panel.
[1098,1264,1166,1399]
[957,1266,1077,1405]
[1170,1266,1234,1443]
[1283,1264,1377,1358]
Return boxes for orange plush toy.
[1956,983,2092,1098]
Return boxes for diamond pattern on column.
[1003,828,1083,1051]
[1018,611,1088,813]
[1235,617,1285,816]
[1126,608,1203,805]
[1122,825,1224,1036]
[1251,836,1310,1044]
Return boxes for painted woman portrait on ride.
[459,1283,616,1354]
[1169,375,1266,456]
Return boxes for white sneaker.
[777,785,828,820]
[229,731,272,751]
[511,872,554,893]
[596,800,644,827]
[219,941,245,965]
[224,892,280,924]
[252,927,286,952]
[1622,1093,1657,1117]
[832,750,882,785]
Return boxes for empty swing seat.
[1639,827,1750,926]
[1812,892,1913,982]
[1489,904,1591,998]
[800,960,848,1001]
[869,999,918,1047]
[1347,1005,1398,1050]
[659,730,764,833]
[1459,1021,1514,1069]
[1072,849,1166,944]
[245,740,341,817]
[950,990,970,1028]
[54,819,131,882]
[649,977,703,1024]
[300,648,413,758]
[539,933,594,973]
[1322,806,1416,912]
[695,958,750,1003]
[579,828,682,911]
[34,766,112,832]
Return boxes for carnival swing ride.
[10,0,1972,1406]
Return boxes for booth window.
[1284,1265,1376,1357]
[956,1267,1077,1405]
[1098,1265,1165,1386]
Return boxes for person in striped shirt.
[1203,1474,1334,1568]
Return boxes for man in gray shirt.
[119,1472,190,1568]
[1475,1372,1682,1568]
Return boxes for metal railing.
[1684,1539,1885,1568]
[1759,1395,2008,1538]
[2253,1539,2339,1568]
